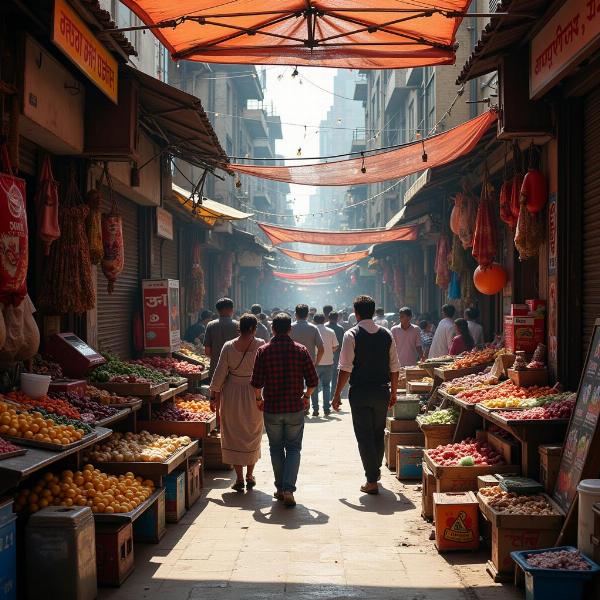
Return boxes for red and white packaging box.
[510,304,529,316]
[504,316,545,353]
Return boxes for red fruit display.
[497,400,575,421]
[427,439,505,467]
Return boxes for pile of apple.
[130,357,204,376]
[427,438,506,466]
[497,399,575,421]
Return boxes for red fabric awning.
[259,223,417,246]
[230,110,497,186]
[277,247,370,263]
[120,1,471,69]
[273,263,356,280]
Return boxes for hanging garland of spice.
[39,163,94,313]
[85,169,104,265]
[34,155,60,256]
[187,243,205,314]
[101,165,124,293]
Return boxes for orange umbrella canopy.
[120,0,471,68]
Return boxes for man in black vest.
[332,295,400,494]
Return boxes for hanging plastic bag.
[0,141,28,306]
[448,271,461,300]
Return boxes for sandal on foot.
[232,481,245,492]
[246,477,256,489]
[274,490,284,501]
[360,483,379,495]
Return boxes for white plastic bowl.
[20,373,51,399]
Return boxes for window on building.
[113,3,141,53]
[408,99,415,141]
[424,68,436,134]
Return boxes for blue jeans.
[264,410,305,492]
[313,364,333,412]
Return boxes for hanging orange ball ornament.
[473,263,508,295]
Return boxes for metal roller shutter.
[582,87,600,355]
[97,192,140,358]
[161,223,179,280]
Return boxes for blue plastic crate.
[511,546,600,600]
[0,500,16,600]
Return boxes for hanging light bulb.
[235,177,242,188]
[291,66,299,78]
[214,112,220,117]
[360,152,367,174]
[296,147,302,156]
[337,118,342,124]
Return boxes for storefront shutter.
[582,87,600,355]
[96,192,140,358]
[19,137,38,176]
[161,224,179,280]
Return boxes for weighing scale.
[45,333,105,379]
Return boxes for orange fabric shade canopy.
[277,247,370,263]
[231,110,497,186]
[120,1,471,69]
[273,263,356,280]
[259,222,417,246]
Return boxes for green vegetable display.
[518,392,572,408]
[417,407,459,426]
[34,408,94,435]
[90,354,168,384]
[459,456,475,466]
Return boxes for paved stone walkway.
[100,408,520,600]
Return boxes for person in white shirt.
[373,307,389,329]
[429,304,457,358]
[391,307,424,367]
[332,295,400,495]
[313,313,339,416]
[465,307,484,347]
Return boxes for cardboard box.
[386,417,420,433]
[504,316,545,353]
[492,525,558,575]
[133,489,166,543]
[395,446,423,480]
[433,491,479,552]
[526,299,546,317]
[385,430,425,470]
[185,458,202,509]
[539,445,562,495]
[510,304,529,316]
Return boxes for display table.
[475,405,569,479]
[0,426,113,492]
[137,418,216,439]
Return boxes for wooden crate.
[421,463,435,521]
[133,488,166,544]
[93,381,169,396]
[137,419,215,439]
[386,417,420,433]
[203,434,232,470]
[478,475,500,490]
[419,423,455,450]
[405,367,429,381]
[185,458,202,509]
[477,491,564,576]
[424,453,520,493]
[385,430,425,470]
[95,522,134,587]
[433,363,493,382]
[539,445,562,494]
[165,471,186,523]
[507,368,548,387]
[407,381,433,394]
[477,430,520,466]
[395,446,423,480]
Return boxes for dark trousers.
[348,385,390,483]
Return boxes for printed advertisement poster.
[142,279,180,352]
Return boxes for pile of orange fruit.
[6,391,82,420]
[0,401,85,445]
[176,395,211,414]
[14,464,155,514]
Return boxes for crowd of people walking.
[187,295,486,507]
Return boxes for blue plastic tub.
[0,499,17,600]
[511,546,600,600]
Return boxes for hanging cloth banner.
[259,222,417,247]
[119,1,471,69]
[229,110,497,186]
[277,247,371,263]
[273,262,356,281]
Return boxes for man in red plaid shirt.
[251,313,318,507]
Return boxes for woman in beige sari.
[210,314,265,491]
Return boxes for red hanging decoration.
[472,169,497,267]
[434,235,451,289]
[473,263,507,295]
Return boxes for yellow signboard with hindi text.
[52,0,118,103]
